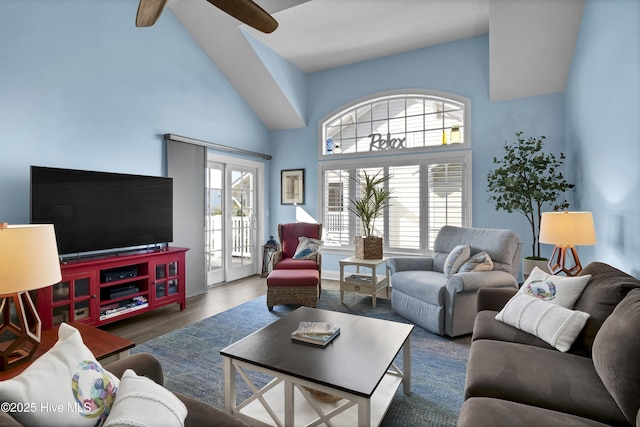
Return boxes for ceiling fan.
[136,0,278,33]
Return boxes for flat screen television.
[30,166,173,256]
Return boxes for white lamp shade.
[539,212,596,246]
[0,224,62,294]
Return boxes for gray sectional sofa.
[459,262,640,426]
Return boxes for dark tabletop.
[220,306,414,398]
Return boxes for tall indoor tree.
[487,132,574,260]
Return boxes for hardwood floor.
[102,275,340,344]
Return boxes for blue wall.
[0,0,269,224]
[565,0,640,277]
[269,35,567,274]
[244,32,307,123]
[2,1,636,279]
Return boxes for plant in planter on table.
[349,171,392,259]
[486,132,574,278]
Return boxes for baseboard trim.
[321,270,340,281]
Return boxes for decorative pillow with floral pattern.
[518,266,591,308]
[0,323,119,426]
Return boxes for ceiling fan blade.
[206,0,278,33]
[136,0,169,27]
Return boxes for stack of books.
[291,321,340,346]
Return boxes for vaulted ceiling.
[167,0,584,130]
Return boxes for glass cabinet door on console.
[151,257,184,309]
[38,271,99,329]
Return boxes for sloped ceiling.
[167,0,584,130]
[489,0,585,101]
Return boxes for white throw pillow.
[519,266,591,308]
[0,323,119,426]
[444,245,470,277]
[103,369,187,427]
[458,251,493,273]
[495,293,590,352]
[293,237,323,259]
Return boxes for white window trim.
[317,88,471,160]
[317,89,472,257]
[318,151,472,257]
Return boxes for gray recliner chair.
[388,226,522,337]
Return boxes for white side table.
[339,256,390,308]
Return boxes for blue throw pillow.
[293,237,323,260]
[444,245,470,277]
[459,251,493,273]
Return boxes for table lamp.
[0,223,61,370]
[539,212,596,276]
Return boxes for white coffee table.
[220,307,413,426]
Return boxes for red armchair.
[272,222,322,272]
[267,222,323,310]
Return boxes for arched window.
[321,91,467,157]
[319,90,471,254]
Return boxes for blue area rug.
[132,290,470,426]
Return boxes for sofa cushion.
[443,244,470,277]
[495,293,590,352]
[267,269,319,287]
[476,287,518,312]
[459,251,493,273]
[0,323,119,427]
[572,262,640,356]
[459,397,613,427]
[519,266,591,308]
[175,392,250,427]
[104,352,164,385]
[274,258,319,270]
[592,288,640,426]
[390,270,447,306]
[464,340,627,426]
[391,288,445,335]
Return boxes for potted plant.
[349,170,392,259]
[486,132,574,277]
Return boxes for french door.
[205,157,262,285]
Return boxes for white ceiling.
[245,0,491,73]
[167,0,584,130]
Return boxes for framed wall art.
[281,169,305,205]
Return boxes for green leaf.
[349,170,393,238]
[486,132,574,258]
